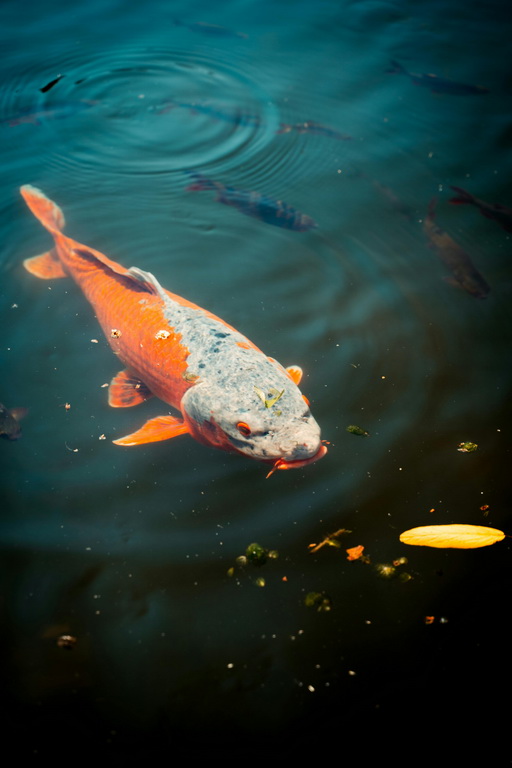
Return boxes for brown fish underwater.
[424,198,490,299]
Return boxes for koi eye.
[237,422,251,436]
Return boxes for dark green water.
[1,0,511,758]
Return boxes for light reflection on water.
[1,0,511,757]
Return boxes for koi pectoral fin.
[113,415,190,446]
[286,365,303,385]
[109,369,154,407]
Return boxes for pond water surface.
[1,0,511,759]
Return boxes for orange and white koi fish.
[20,186,327,475]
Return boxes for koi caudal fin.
[20,185,65,233]
[20,185,68,279]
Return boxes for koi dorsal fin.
[20,185,65,232]
[127,267,167,298]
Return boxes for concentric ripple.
[33,46,280,177]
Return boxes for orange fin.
[286,365,303,385]
[108,370,154,408]
[23,249,67,279]
[113,415,189,446]
[20,185,65,232]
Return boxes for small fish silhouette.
[39,74,65,93]
[424,198,490,298]
[1,100,98,127]
[387,60,489,95]
[173,18,248,38]
[277,121,351,140]
[153,99,260,127]
[0,402,27,440]
[449,187,512,234]
[186,172,317,232]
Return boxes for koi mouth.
[265,443,328,478]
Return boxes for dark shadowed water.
[1,0,511,759]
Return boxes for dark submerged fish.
[277,121,351,140]
[173,18,248,38]
[186,172,317,232]
[387,60,489,95]
[153,99,260,127]
[0,403,27,440]
[39,74,65,93]
[424,198,490,298]
[1,100,98,127]
[449,186,512,234]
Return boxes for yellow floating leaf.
[399,524,505,549]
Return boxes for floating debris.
[155,329,170,340]
[308,527,352,553]
[56,634,77,649]
[305,591,332,612]
[346,545,366,561]
[457,441,478,453]
[346,424,369,436]
[229,542,278,581]
[254,386,285,409]
[110,328,122,338]
[245,541,278,565]
[399,524,505,549]
[375,563,396,579]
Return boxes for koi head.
[180,377,326,472]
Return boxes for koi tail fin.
[387,59,407,75]
[20,185,65,233]
[449,186,474,206]
[20,186,68,279]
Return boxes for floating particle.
[424,616,435,625]
[375,563,396,578]
[308,528,351,553]
[246,542,268,565]
[346,424,369,436]
[457,441,478,453]
[110,329,122,338]
[346,545,365,561]
[56,634,77,649]
[254,577,266,588]
[155,329,170,340]
[304,591,332,612]
[98,434,106,440]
